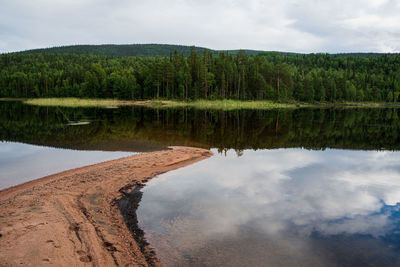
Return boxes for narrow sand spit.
[0,147,212,267]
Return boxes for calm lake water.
[2,100,400,266]
[138,149,400,266]
[0,141,133,190]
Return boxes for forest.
[1,45,400,102]
[20,44,263,57]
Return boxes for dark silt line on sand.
[118,179,160,266]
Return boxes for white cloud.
[1,0,400,53]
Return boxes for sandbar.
[0,146,212,266]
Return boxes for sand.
[0,146,212,267]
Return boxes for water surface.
[2,101,400,151]
[2,101,400,265]
[138,149,400,266]
[0,141,133,189]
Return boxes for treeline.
[1,48,400,102]
[21,44,263,57]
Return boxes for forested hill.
[16,44,390,58]
[18,44,264,57]
[1,47,400,103]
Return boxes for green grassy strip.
[21,98,297,109]
[22,98,129,108]
[152,100,297,110]
[2,97,400,109]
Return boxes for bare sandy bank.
[0,147,212,267]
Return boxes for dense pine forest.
[21,44,264,57]
[1,44,400,102]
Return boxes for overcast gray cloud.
[1,0,400,53]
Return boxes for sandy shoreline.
[0,146,212,266]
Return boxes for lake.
[0,141,133,189]
[138,149,400,266]
[1,100,400,266]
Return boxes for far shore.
[3,97,400,110]
[0,146,212,266]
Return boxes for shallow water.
[138,149,400,266]
[0,142,133,189]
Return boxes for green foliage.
[23,98,128,107]
[1,48,400,103]
[19,44,263,57]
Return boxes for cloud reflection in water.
[138,149,400,266]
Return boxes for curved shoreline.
[0,146,213,266]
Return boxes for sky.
[1,0,400,53]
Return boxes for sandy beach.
[0,146,212,266]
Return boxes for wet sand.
[0,146,212,266]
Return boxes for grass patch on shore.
[21,98,298,109]
[152,99,297,109]
[3,97,399,109]
[23,98,130,108]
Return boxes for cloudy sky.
[1,0,400,53]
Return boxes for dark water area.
[2,101,400,151]
[2,101,400,265]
